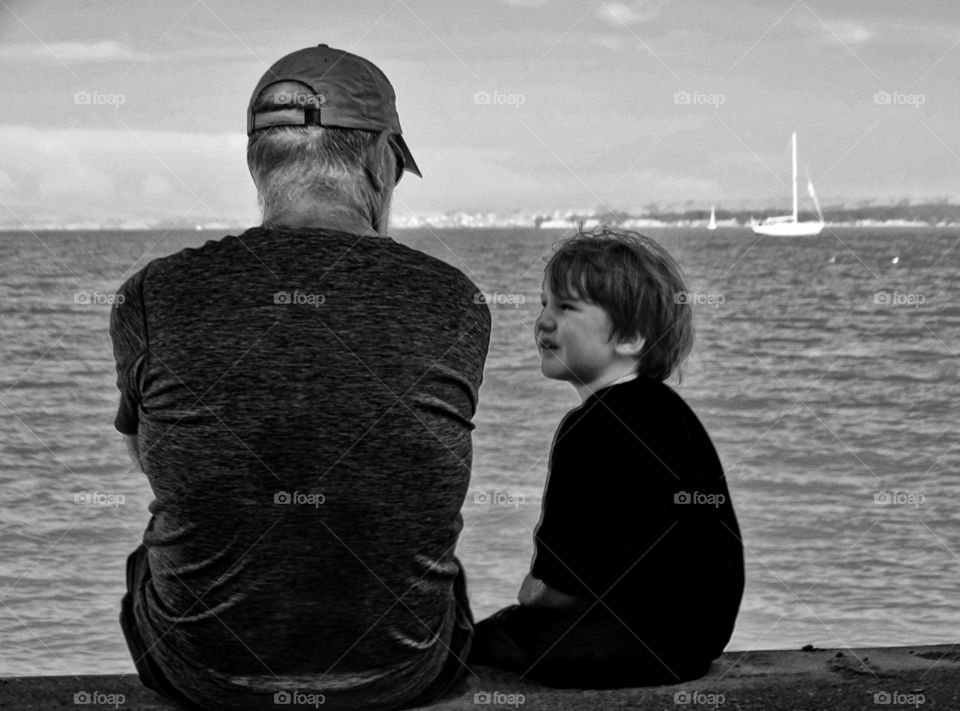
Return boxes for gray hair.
[246,126,390,226]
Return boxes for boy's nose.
[534,310,554,334]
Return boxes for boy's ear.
[614,333,645,357]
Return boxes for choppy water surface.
[1,227,957,675]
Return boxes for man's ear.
[364,130,393,194]
[614,333,645,358]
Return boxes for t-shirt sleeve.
[531,405,675,597]
[109,268,148,435]
[459,280,492,400]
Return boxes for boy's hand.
[518,573,582,609]
[518,572,540,605]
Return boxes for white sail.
[807,179,824,222]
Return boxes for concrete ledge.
[1,645,957,710]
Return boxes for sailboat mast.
[791,132,798,224]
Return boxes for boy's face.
[534,281,639,397]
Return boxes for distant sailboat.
[751,132,824,237]
[707,206,717,230]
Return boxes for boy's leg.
[470,604,713,688]
[119,545,203,709]
[468,605,531,675]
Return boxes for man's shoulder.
[121,227,490,340]
[378,234,491,329]
[139,228,256,274]
[381,233,482,292]
[117,230,245,291]
[134,227,479,291]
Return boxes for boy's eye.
[560,303,575,311]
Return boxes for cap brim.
[393,134,421,178]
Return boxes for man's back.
[111,227,490,709]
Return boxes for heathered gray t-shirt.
[110,226,491,710]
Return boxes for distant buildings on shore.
[4,202,960,230]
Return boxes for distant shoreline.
[5,202,960,232]
[6,199,960,233]
[2,220,958,232]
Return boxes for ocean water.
[1,226,958,676]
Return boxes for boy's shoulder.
[570,377,710,447]
[583,378,723,479]
[588,376,690,420]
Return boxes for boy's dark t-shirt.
[109,227,491,710]
[531,376,744,658]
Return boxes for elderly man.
[112,45,490,710]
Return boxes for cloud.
[587,35,631,51]
[0,125,255,224]
[599,166,717,203]
[598,0,666,27]
[142,173,173,199]
[0,125,247,158]
[822,21,873,45]
[0,40,254,66]
[493,0,548,6]
[0,40,140,64]
[38,162,115,198]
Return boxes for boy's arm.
[518,572,582,609]
[530,403,673,604]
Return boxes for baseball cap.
[247,44,421,180]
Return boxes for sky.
[0,0,958,226]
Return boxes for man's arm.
[109,269,148,451]
[124,434,142,471]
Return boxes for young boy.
[469,225,744,688]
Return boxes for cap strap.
[250,108,322,132]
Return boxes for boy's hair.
[544,224,694,382]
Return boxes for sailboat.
[707,206,717,230]
[751,132,824,237]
